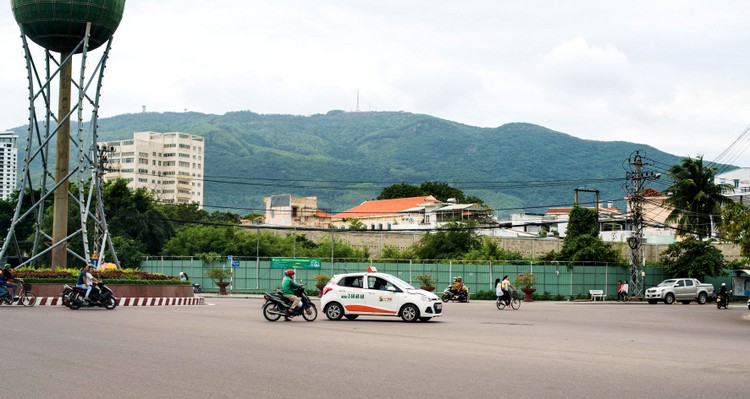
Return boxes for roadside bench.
[589,289,606,301]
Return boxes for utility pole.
[626,151,660,297]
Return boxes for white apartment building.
[716,168,750,206]
[0,132,18,200]
[101,131,205,207]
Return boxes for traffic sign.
[231,260,240,267]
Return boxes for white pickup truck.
[645,278,714,305]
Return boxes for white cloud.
[2,0,750,165]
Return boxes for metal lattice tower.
[625,151,660,296]
[2,1,125,268]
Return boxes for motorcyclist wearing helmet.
[282,269,302,314]
[450,276,468,297]
[719,282,729,306]
[450,276,463,293]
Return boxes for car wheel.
[344,315,359,320]
[324,302,344,320]
[664,293,675,305]
[697,292,707,305]
[648,300,657,304]
[400,304,419,322]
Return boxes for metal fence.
[142,257,673,299]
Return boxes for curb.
[6,297,206,307]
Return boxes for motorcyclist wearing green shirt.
[282,269,301,314]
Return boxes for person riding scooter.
[718,282,729,308]
[281,269,302,315]
[450,277,469,298]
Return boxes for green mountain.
[9,110,684,217]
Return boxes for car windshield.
[386,275,415,290]
[657,279,677,287]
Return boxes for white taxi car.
[320,267,443,322]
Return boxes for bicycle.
[0,278,37,307]
[496,289,520,310]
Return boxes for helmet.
[457,276,463,281]
[285,269,295,277]
[721,282,726,287]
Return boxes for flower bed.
[15,268,193,298]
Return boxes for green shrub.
[15,268,183,285]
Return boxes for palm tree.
[663,156,732,239]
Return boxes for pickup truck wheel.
[680,300,691,305]
[664,293,675,305]
[697,292,707,305]
[648,300,657,304]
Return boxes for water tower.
[1,1,126,269]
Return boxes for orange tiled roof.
[642,188,663,197]
[316,210,333,218]
[333,196,439,219]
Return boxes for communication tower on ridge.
[1,1,126,269]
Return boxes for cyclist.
[501,275,513,305]
[495,278,503,301]
[1,264,18,300]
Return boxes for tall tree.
[719,201,750,258]
[663,156,731,239]
[658,237,727,280]
[412,221,481,259]
[377,182,423,200]
[377,181,485,204]
[544,206,622,264]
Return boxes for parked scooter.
[441,286,469,303]
[61,282,117,310]
[262,284,317,321]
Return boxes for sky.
[1,1,750,165]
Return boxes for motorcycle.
[441,286,469,303]
[716,290,730,309]
[262,284,317,321]
[61,282,117,310]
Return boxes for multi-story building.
[0,132,18,200]
[263,194,332,228]
[101,131,204,207]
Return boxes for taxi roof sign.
[367,265,378,273]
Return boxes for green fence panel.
[140,258,676,297]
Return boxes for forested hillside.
[10,110,685,216]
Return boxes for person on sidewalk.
[620,281,630,301]
[616,280,623,301]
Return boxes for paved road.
[5,298,750,398]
